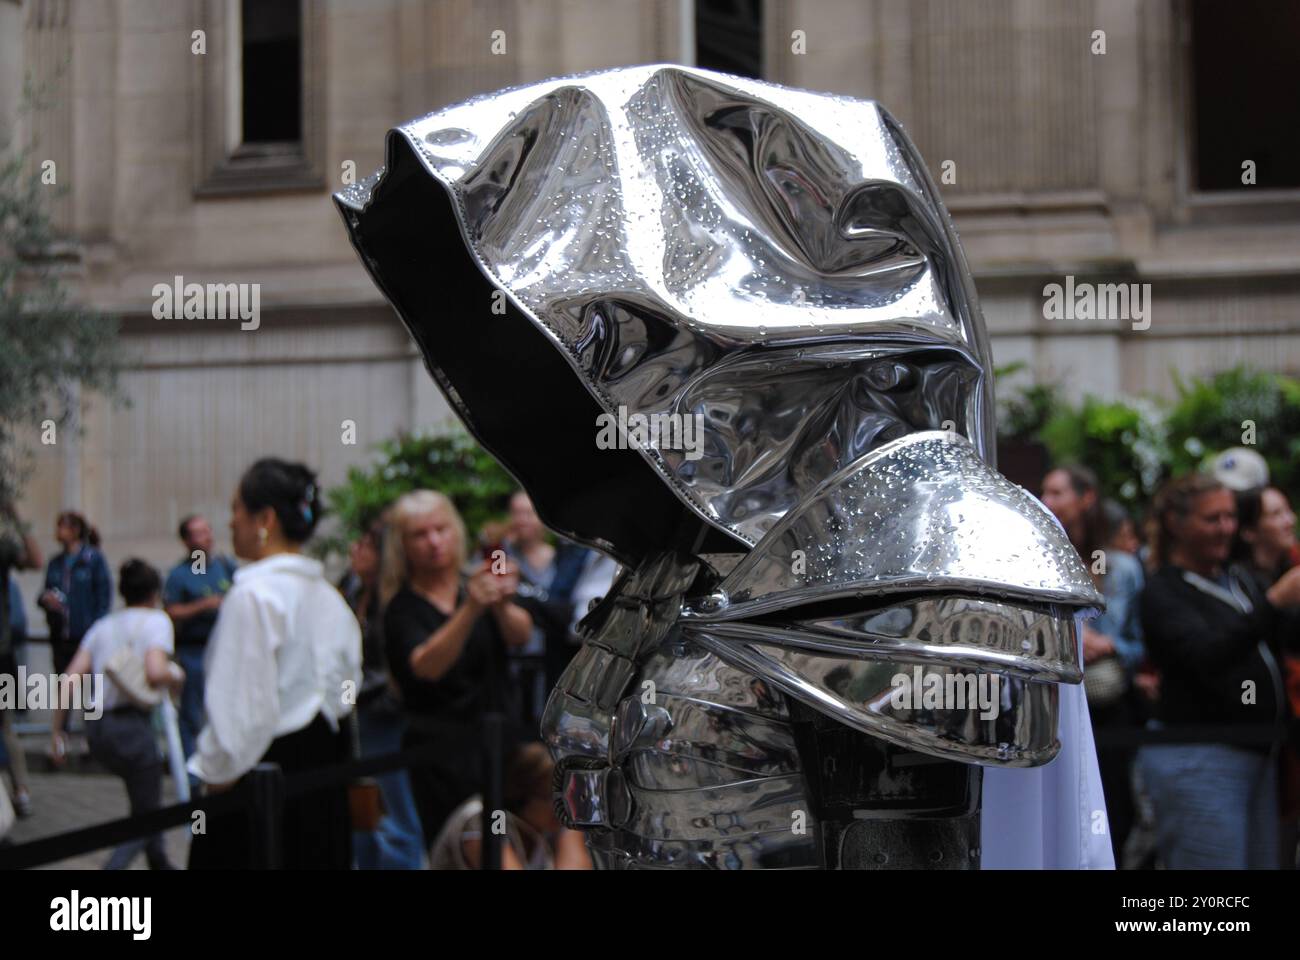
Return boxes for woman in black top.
[1232,486,1300,595]
[381,490,533,845]
[1231,484,1300,866]
[1138,473,1300,868]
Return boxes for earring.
[258,527,268,546]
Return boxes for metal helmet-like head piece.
[335,64,1004,560]
[337,66,1101,786]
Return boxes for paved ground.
[5,765,191,870]
[4,642,190,868]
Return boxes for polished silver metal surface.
[336,63,992,562]
[689,630,1060,765]
[542,551,820,869]
[339,65,1101,869]
[688,595,1084,683]
[682,429,1103,621]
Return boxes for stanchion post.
[481,711,504,870]
[247,762,285,870]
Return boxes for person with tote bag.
[53,559,184,870]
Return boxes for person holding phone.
[39,511,111,676]
[40,510,111,753]
[380,490,533,846]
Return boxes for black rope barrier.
[0,782,244,871]
[1,722,1293,869]
[0,740,446,870]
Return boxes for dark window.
[241,0,302,144]
[1190,0,1300,191]
[695,0,763,79]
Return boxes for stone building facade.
[2,0,1296,614]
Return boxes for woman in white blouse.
[188,458,361,870]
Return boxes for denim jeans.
[175,646,206,787]
[353,702,425,869]
[86,710,172,870]
[1138,740,1279,869]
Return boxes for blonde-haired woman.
[382,490,533,844]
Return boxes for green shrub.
[995,362,1064,444]
[317,429,516,560]
[1164,367,1300,496]
[1038,395,1169,507]
[318,366,1300,558]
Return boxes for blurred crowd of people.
[0,460,610,869]
[1041,451,1300,869]
[2,445,1298,870]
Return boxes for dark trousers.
[403,716,536,848]
[1091,696,1136,865]
[86,709,171,870]
[403,721,483,847]
[51,637,79,678]
[189,714,352,870]
[175,646,206,778]
[52,637,82,733]
[0,648,30,797]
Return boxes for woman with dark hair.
[39,511,111,677]
[340,519,424,870]
[188,458,361,869]
[1232,486,1300,592]
[1139,473,1300,868]
[502,490,590,726]
[40,510,111,754]
[1231,484,1300,867]
[1041,465,1145,864]
[55,559,183,869]
[1102,498,1144,558]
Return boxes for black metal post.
[247,762,285,870]
[481,710,505,870]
